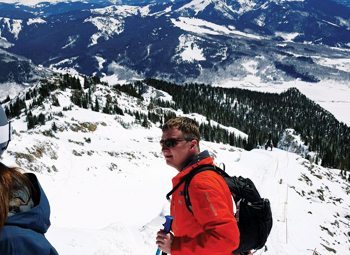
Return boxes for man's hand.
[156,230,174,254]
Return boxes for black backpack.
[166,164,273,254]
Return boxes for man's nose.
[161,144,170,152]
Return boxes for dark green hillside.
[143,79,350,170]
[4,74,349,170]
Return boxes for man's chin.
[165,159,175,168]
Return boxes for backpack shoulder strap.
[166,177,186,201]
[166,164,229,213]
[185,165,230,213]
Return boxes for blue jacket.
[0,173,58,255]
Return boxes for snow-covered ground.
[1,83,349,255]
[171,17,263,39]
[0,82,25,101]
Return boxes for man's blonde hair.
[162,117,200,141]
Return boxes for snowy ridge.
[0,36,12,48]
[0,17,22,39]
[0,82,25,100]
[336,16,350,30]
[27,18,46,26]
[237,0,257,14]
[1,77,349,254]
[95,55,106,71]
[277,128,315,160]
[182,112,248,139]
[91,5,142,17]
[86,5,145,46]
[84,16,124,47]
[101,61,142,84]
[62,35,80,49]
[0,48,51,85]
[177,0,211,15]
[275,31,300,42]
[141,84,173,103]
[174,0,238,18]
[313,57,350,73]
[49,56,79,69]
[148,5,172,17]
[171,17,262,39]
[174,34,205,63]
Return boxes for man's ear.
[190,140,198,150]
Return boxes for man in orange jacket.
[156,117,240,255]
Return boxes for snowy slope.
[1,79,349,255]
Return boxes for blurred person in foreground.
[0,105,58,255]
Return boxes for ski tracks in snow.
[248,149,291,253]
[273,150,290,246]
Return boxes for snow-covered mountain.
[1,74,349,255]
[0,48,51,81]
[0,0,349,83]
[0,48,52,100]
[0,1,349,254]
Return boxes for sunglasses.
[160,138,189,148]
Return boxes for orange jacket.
[170,152,240,255]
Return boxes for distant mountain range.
[0,48,51,83]
[0,0,349,83]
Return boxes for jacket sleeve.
[0,237,14,254]
[171,172,240,255]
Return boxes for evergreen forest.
[141,79,350,171]
[3,75,349,170]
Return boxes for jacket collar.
[173,150,214,184]
[181,150,211,170]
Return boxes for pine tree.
[114,105,124,115]
[5,106,10,119]
[94,98,100,112]
[27,111,36,130]
[82,93,88,109]
[71,90,82,107]
[52,122,58,132]
[38,113,46,125]
[91,75,100,85]
[52,95,60,106]
[2,95,10,103]
[103,101,110,114]
[141,115,150,128]
[83,77,90,89]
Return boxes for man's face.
[161,127,197,171]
